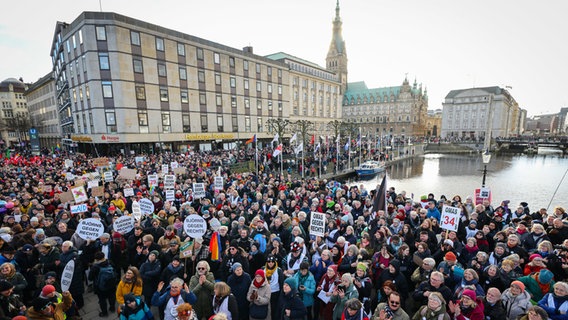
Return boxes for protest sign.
[71,203,88,214]
[71,186,88,203]
[193,183,206,199]
[113,216,135,234]
[93,157,109,167]
[166,190,175,202]
[65,173,75,181]
[309,212,325,237]
[170,162,179,170]
[474,188,493,205]
[119,168,137,180]
[139,198,155,215]
[59,191,74,204]
[173,167,186,176]
[64,159,74,168]
[147,174,158,188]
[132,201,142,220]
[91,186,104,197]
[74,179,85,186]
[135,156,145,165]
[214,176,223,191]
[76,218,104,240]
[180,241,193,258]
[103,171,113,182]
[184,215,207,238]
[161,164,169,174]
[123,188,134,197]
[440,205,461,232]
[164,175,175,189]
[61,260,75,292]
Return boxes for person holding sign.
[27,290,74,320]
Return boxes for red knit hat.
[42,284,56,296]
[462,289,476,301]
[444,252,457,261]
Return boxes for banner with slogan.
[76,218,104,240]
[184,215,207,238]
[61,260,75,292]
[309,212,326,237]
[139,198,155,215]
[193,183,206,199]
[113,216,135,234]
[70,203,88,215]
[164,175,175,189]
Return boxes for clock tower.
[326,0,348,93]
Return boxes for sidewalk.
[78,290,119,320]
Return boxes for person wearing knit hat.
[356,262,368,273]
[450,288,483,320]
[292,260,316,314]
[284,277,298,291]
[230,262,242,274]
[511,280,526,292]
[28,291,74,319]
[444,251,457,262]
[0,279,13,293]
[248,269,271,320]
[40,284,57,299]
[502,280,533,320]
[280,276,307,320]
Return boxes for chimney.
[243,46,253,54]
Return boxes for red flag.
[310,135,315,145]
[273,144,283,157]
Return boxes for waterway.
[350,150,568,211]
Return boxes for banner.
[193,183,206,199]
[71,186,88,203]
[184,215,207,238]
[440,205,461,232]
[76,218,104,240]
[214,176,224,191]
[309,212,325,237]
[164,175,175,189]
[61,260,75,292]
[139,198,155,215]
[113,216,135,234]
[70,203,88,214]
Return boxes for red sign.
[474,188,492,205]
[101,135,120,142]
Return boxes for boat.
[355,161,385,177]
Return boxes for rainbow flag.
[209,231,222,261]
[245,134,256,145]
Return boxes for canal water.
[350,151,568,211]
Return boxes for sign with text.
[76,218,104,240]
[164,175,175,189]
[309,212,326,237]
[166,190,175,202]
[192,183,206,199]
[147,174,159,188]
[214,176,224,191]
[132,201,142,220]
[173,167,186,176]
[64,159,74,169]
[70,203,88,214]
[103,171,113,182]
[183,215,207,238]
[123,188,134,197]
[113,215,135,234]
[170,162,179,170]
[93,157,109,167]
[61,260,75,292]
[161,164,169,174]
[59,191,74,204]
[440,205,461,232]
[474,188,493,205]
[71,186,88,203]
[139,198,155,215]
[119,168,137,180]
[135,156,145,165]
[91,186,104,197]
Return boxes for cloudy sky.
[2,0,567,116]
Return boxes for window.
[179,67,187,80]
[158,63,167,77]
[181,90,189,103]
[98,53,110,70]
[278,85,282,95]
[217,116,224,132]
[244,79,249,90]
[278,69,282,78]
[268,84,272,93]
[156,37,164,51]
[257,99,262,109]
[102,81,113,98]
[243,60,249,71]
[216,94,222,107]
[138,111,148,131]
[135,86,146,100]
[230,76,236,88]
[66,40,70,53]
[198,71,205,83]
[133,59,143,73]
[245,116,251,132]
[96,26,106,40]
[85,84,90,99]
[162,112,171,132]
[201,115,208,132]
[199,93,206,105]
[231,96,237,108]
[278,101,283,112]
[196,48,204,60]
[177,43,185,56]
[267,66,272,76]
[256,81,261,92]
[182,114,190,133]
[229,57,235,67]
[244,98,250,109]
[268,100,273,110]
[79,29,83,44]
[256,63,261,73]
[232,116,238,132]
[160,88,168,102]
[215,73,221,85]
[214,52,220,64]
[105,112,116,125]
[130,31,140,45]
[257,117,263,132]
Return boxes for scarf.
[253,277,265,288]
[265,263,278,279]
[166,232,176,240]
[168,263,183,274]
[321,273,337,292]
[213,295,226,310]
[174,221,183,230]
[465,245,479,254]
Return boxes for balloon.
[5,202,14,209]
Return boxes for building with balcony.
[25,73,61,149]
[0,78,30,149]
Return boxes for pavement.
[78,289,161,320]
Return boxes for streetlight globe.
[482,153,491,164]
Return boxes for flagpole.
[336,137,339,174]
[348,136,351,170]
[358,127,362,167]
[255,135,258,175]
[319,144,322,178]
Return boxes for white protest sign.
[480,187,490,199]
[147,174,158,188]
[164,175,175,189]
[440,205,461,232]
[87,180,99,189]
[64,159,74,169]
[104,171,113,182]
[14,214,21,223]
[309,212,326,237]
[162,164,169,174]
[166,190,175,202]
[170,162,179,170]
[132,201,142,220]
[71,203,88,214]
[76,218,104,240]
[193,183,206,199]
[184,215,207,238]
[65,173,75,181]
[123,188,134,197]
[113,215,135,234]
[71,186,88,203]
[214,176,224,191]
[61,260,75,292]
[139,198,155,215]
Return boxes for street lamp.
[481,151,491,187]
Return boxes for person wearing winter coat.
[0,262,27,297]
[161,255,187,283]
[537,281,568,320]
[411,292,450,320]
[57,240,84,309]
[352,262,372,314]
[89,251,117,317]
[447,289,484,320]
[341,298,370,320]
[116,266,143,314]
[330,273,359,320]
[139,250,162,305]
[317,264,339,320]
[247,269,272,320]
[518,269,555,303]
[378,260,409,302]
[151,277,197,320]
[212,281,239,320]
[482,288,506,320]
[412,271,453,308]
[279,277,308,320]
[502,281,533,320]
[309,249,334,284]
[375,292,410,320]
[26,290,73,320]
[220,241,250,281]
[119,293,154,320]
[227,262,252,320]
[452,269,485,300]
[188,260,215,320]
[293,262,317,319]
[263,254,285,320]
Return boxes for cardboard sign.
[132,201,142,220]
[76,218,104,240]
[166,190,175,202]
[61,260,75,292]
[441,205,461,232]
[147,174,159,188]
[71,186,88,203]
[91,186,105,197]
[87,180,99,189]
[103,171,114,182]
[184,215,207,238]
[59,191,74,204]
[180,241,193,258]
[123,188,134,197]
[173,167,186,176]
[193,183,206,199]
[119,168,137,180]
[93,157,109,167]
[71,203,88,214]
[214,176,223,191]
[73,179,85,186]
[113,216,135,234]
[164,175,175,189]
[139,198,155,215]
[309,212,325,237]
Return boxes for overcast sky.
[2,0,567,116]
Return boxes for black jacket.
[483,298,506,320]
[279,289,307,320]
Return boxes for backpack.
[96,265,116,291]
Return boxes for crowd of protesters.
[0,149,566,320]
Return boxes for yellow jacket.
[116,279,143,305]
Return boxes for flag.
[272,133,279,144]
[314,143,320,154]
[209,231,222,261]
[372,174,388,217]
[356,134,361,147]
[245,134,256,145]
[294,143,303,155]
[290,133,297,144]
[310,135,315,145]
[273,144,283,157]
[336,134,341,143]
[344,140,350,151]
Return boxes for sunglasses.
[197,267,206,270]
[389,301,400,305]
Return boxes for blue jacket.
[538,293,568,320]
[309,258,334,283]
[120,296,154,320]
[293,271,317,307]
[151,288,197,308]
[427,207,441,222]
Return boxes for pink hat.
[529,253,542,261]
[461,289,476,301]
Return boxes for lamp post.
[481,152,491,187]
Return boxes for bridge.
[495,138,568,154]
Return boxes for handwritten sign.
[147,174,158,188]
[441,205,461,232]
[173,167,186,176]
[64,159,74,168]
[93,157,109,167]
[59,191,74,204]
[123,188,134,197]
[164,175,175,189]
[119,168,137,180]
[170,162,179,170]
[76,218,104,240]
[214,176,224,191]
[70,204,88,214]
[113,216,135,234]
[139,198,155,215]
[193,183,206,199]
[61,260,75,292]
[132,201,142,220]
[91,186,104,197]
[309,212,325,237]
[71,186,88,203]
[166,190,175,202]
[161,164,169,174]
[184,215,207,238]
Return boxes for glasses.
[197,267,206,270]
[389,300,400,305]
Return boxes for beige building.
[426,109,442,137]
[0,78,30,149]
[25,73,61,149]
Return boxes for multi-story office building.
[25,73,61,149]
[0,78,30,149]
[50,12,292,154]
[441,86,525,139]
